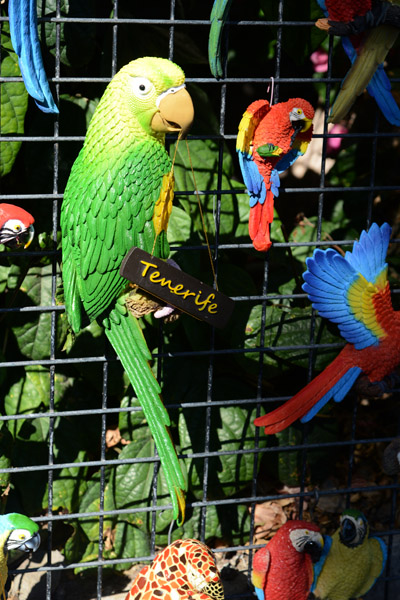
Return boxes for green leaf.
[0,26,28,177]
[12,264,69,359]
[109,521,150,571]
[50,450,89,513]
[4,366,72,441]
[241,304,341,378]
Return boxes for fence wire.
[1,1,400,599]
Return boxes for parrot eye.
[131,77,155,98]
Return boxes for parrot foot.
[125,285,180,323]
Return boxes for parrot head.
[288,99,314,137]
[287,520,324,562]
[0,204,35,249]
[339,509,368,548]
[0,513,40,554]
[94,56,194,141]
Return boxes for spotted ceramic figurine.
[125,539,224,600]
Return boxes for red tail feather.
[254,349,353,434]
[249,191,274,251]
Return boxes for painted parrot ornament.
[0,204,35,249]
[252,520,324,600]
[236,98,314,251]
[311,509,387,599]
[315,0,400,125]
[61,57,194,523]
[254,222,400,434]
[8,0,58,113]
[0,513,40,600]
[124,539,224,600]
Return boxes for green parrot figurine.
[60,56,194,524]
[311,509,387,599]
[0,513,40,599]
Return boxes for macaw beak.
[6,530,41,553]
[19,531,41,553]
[151,85,194,138]
[304,533,324,563]
[24,224,35,249]
[300,118,313,132]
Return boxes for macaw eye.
[131,77,154,98]
[19,533,27,540]
[297,109,303,115]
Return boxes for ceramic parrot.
[252,520,324,600]
[315,0,400,125]
[0,204,35,249]
[124,539,224,600]
[236,98,314,251]
[8,0,58,113]
[60,57,194,524]
[311,509,387,599]
[254,222,400,434]
[382,438,400,475]
[208,0,233,78]
[0,512,40,600]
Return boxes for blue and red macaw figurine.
[236,98,314,251]
[255,222,400,434]
[315,0,400,125]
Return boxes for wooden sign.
[120,248,234,329]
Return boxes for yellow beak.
[24,224,35,249]
[151,86,194,138]
[301,118,313,132]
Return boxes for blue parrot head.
[0,513,40,554]
[339,509,368,548]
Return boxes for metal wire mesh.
[0,1,400,599]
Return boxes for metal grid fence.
[1,1,400,599]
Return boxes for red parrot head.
[287,520,324,562]
[287,98,315,136]
[0,204,35,249]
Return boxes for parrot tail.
[254,350,362,434]
[329,26,400,125]
[248,191,274,252]
[104,306,187,524]
[208,0,234,78]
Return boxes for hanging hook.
[267,76,275,106]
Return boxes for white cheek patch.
[156,83,186,107]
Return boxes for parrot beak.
[304,533,324,563]
[300,118,313,132]
[151,85,194,138]
[24,224,35,249]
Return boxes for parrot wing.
[8,0,58,113]
[61,140,171,331]
[237,100,272,207]
[208,0,233,78]
[252,546,271,598]
[302,222,391,351]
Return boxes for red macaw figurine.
[255,222,400,434]
[0,203,35,249]
[252,520,324,600]
[236,98,314,252]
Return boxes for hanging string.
[185,138,219,292]
[267,76,275,106]
[168,516,175,546]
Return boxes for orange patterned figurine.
[125,539,225,600]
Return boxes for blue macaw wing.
[302,223,391,350]
[254,587,264,600]
[311,534,332,592]
[275,148,302,173]
[8,0,58,113]
[237,151,266,207]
